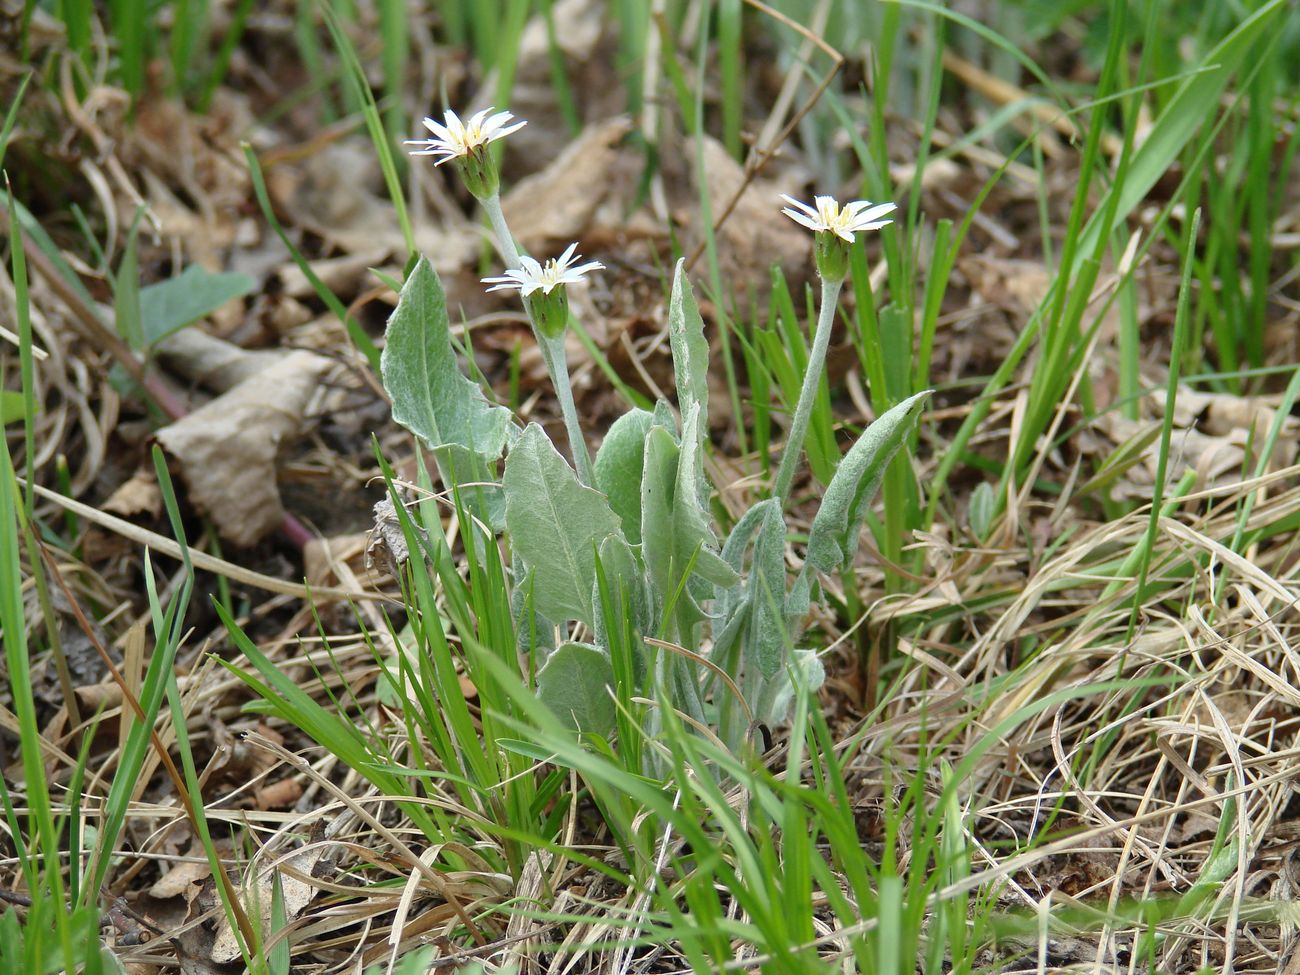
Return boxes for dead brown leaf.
[102,468,163,519]
[255,777,304,811]
[148,856,211,903]
[1093,386,1300,501]
[154,349,334,546]
[156,329,285,394]
[209,842,327,964]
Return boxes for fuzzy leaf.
[381,256,513,460]
[640,425,683,616]
[536,642,616,737]
[640,408,738,632]
[675,405,738,590]
[668,260,710,450]
[440,443,506,530]
[716,499,776,620]
[594,408,655,547]
[747,500,788,679]
[512,566,556,657]
[504,424,622,627]
[593,533,651,683]
[805,391,930,575]
[652,399,678,433]
[754,648,825,727]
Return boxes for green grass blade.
[318,0,415,259]
[242,143,381,372]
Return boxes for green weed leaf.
[968,481,995,541]
[0,392,24,426]
[140,265,256,346]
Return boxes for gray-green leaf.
[747,500,788,679]
[592,533,651,682]
[640,409,738,633]
[652,399,678,435]
[674,405,737,590]
[536,642,616,737]
[504,424,623,627]
[512,565,556,657]
[640,425,683,620]
[717,499,775,620]
[668,259,710,452]
[754,648,825,727]
[805,390,930,575]
[381,256,513,461]
[439,443,506,531]
[594,408,655,548]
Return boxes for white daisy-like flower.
[780,194,897,242]
[405,107,527,164]
[482,243,604,297]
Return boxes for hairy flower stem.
[482,192,594,484]
[482,192,523,269]
[773,275,844,504]
[540,334,596,486]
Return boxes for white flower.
[482,243,604,297]
[405,107,526,164]
[780,194,896,242]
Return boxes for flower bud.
[814,231,851,283]
[530,286,571,339]
[455,146,500,200]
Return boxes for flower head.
[482,243,604,298]
[780,194,896,242]
[483,244,603,338]
[780,194,896,281]
[406,107,526,198]
[406,107,526,165]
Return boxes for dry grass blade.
[20,478,393,602]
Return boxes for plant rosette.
[394,108,927,756]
